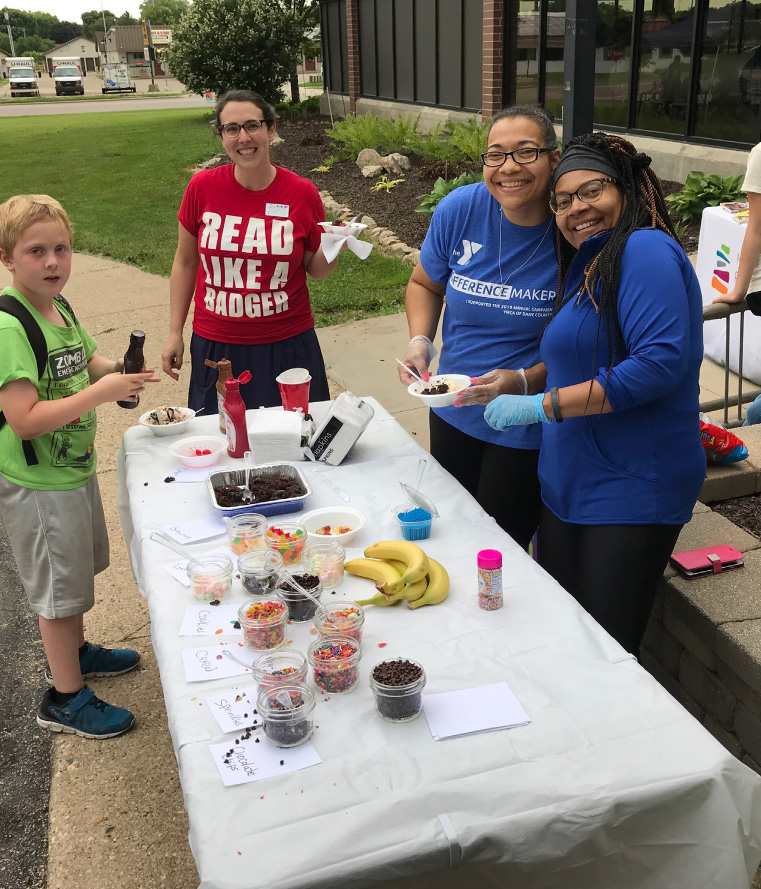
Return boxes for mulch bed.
[711,494,761,541]
[269,116,700,253]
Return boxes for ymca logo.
[456,239,483,266]
[712,243,731,295]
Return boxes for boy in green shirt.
[0,194,157,739]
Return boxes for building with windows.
[43,37,98,75]
[319,0,761,173]
[103,25,167,77]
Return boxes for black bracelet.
[550,387,563,423]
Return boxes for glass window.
[595,0,634,127]
[515,0,542,106]
[544,0,566,118]
[635,0,695,135]
[693,0,761,142]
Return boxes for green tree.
[139,0,190,25]
[81,9,116,40]
[115,11,139,25]
[49,21,83,44]
[271,0,319,103]
[169,0,302,103]
[15,35,54,54]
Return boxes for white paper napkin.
[423,682,530,740]
[319,221,374,263]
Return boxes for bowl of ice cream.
[139,405,195,437]
[407,374,472,408]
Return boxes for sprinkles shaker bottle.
[477,549,503,611]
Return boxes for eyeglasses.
[550,178,617,214]
[480,147,553,167]
[218,120,267,138]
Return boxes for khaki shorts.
[0,473,109,619]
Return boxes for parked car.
[101,63,136,94]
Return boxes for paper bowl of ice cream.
[407,374,472,407]
[139,405,196,437]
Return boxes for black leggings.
[429,410,541,550]
[539,505,682,655]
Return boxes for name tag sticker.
[266,203,289,217]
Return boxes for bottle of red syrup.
[117,330,145,409]
[223,370,252,458]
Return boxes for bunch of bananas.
[345,540,449,608]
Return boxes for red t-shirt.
[177,164,325,344]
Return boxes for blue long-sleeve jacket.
[538,229,706,525]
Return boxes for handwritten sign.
[180,604,242,637]
[160,515,226,544]
[162,546,232,587]
[182,643,256,683]
[209,734,321,786]
[206,685,259,734]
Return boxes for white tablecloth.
[117,399,761,889]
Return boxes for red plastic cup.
[276,368,311,414]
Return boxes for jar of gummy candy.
[224,513,266,556]
[237,597,288,651]
[307,635,361,695]
[257,683,316,748]
[265,521,307,567]
[313,602,365,645]
[302,541,345,589]
[187,554,233,603]
[238,549,283,597]
[253,650,308,691]
[276,571,323,622]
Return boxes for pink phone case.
[670,544,744,577]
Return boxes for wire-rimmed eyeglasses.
[549,178,617,215]
[480,147,553,167]
[218,120,267,138]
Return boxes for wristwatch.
[550,387,563,423]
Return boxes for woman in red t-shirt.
[161,89,340,411]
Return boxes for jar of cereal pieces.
[237,597,288,651]
[253,650,308,691]
[313,602,365,645]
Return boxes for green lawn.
[0,109,410,325]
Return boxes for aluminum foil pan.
[206,462,311,518]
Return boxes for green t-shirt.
[0,286,99,490]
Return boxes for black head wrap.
[553,143,619,187]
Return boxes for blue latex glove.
[484,393,552,431]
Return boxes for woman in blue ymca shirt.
[484,133,705,654]
[398,106,560,549]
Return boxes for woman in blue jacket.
[485,133,705,654]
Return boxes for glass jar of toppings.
[369,658,426,722]
[313,602,365,645]
[237,597,288,651]
[224,513,266,556]
[253,650,308,691]
[276,572,323,622]
[186,554,233,603]
[257,683,316,748]
[307,635,361,695]
[302,541,346,589]
[265,521,307,566]
[238,549,283,597]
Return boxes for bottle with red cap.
[223,370,252,458]
[477,549,503,611]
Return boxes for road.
[0,93,210,117]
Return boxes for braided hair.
[549,132,679,401]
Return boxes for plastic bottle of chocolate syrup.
[205,358,233,433]
[117,330,145,409]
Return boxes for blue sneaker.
[37,687,135,739]
[79,642,141,678]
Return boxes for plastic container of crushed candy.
[238,549,283,597]
[393,476,439,541]
[265,521,307,566]
[186,554,233,603]
[307,635,361,695]
[238,597,288,651]
[302,541,346,589]
[276,571,323,622]
[313,602,365,645]
[257,683,316,748]
[253,650,308,691]
[225,513,267,556]
[369,658,427,723]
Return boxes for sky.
[14,1,144,22]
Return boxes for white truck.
[51,57,85,96]
[4,57,39,97]
[101,63,136,94]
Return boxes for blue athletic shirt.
[539,228,705,525]
[419,182,558,449]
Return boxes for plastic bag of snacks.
[699,414,748,463]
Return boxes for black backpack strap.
[0,294,44,466]
[54,293,77,324]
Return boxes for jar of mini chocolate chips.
[276,571,323,622]
[369,658,426,722]
[257,683,316,748]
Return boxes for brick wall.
[345,0,360,113]
[482,0,503,120]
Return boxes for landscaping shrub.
[415,172,484,216]
[666,171,746,226]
